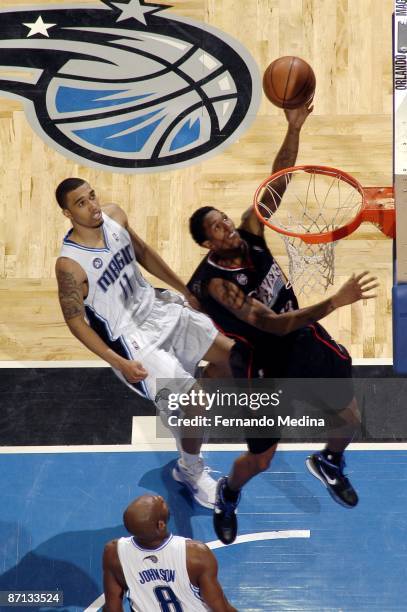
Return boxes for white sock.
[180,450,201,466]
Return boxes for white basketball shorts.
[113,289,219,400]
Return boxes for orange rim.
[253,165,367,244]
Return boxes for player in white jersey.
[103,494,236,612]
[55,179,234,508]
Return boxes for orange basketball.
[263,56,316,109]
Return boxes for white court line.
[84,595,105,612]
[83,529,311,612]
[0,358,394,368]
[0,360,108,368]
[206,529,310,550]
[1,441,407,453]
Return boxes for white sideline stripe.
[84,595,104,612]
[0,358,395,368]
[0,360,108,368]
[130,416,407,452]
[1,441,407,454]
[83,530,311,612]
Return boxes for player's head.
[123,495,170,546]
[189,207,242,252]
[55,178,103,229]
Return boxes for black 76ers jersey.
[187,229,298,346]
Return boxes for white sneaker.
[172,458,217,509]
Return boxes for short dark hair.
[189,206,217,244]
[55,178,86,209]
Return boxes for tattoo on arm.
[215,279,268,329]
[56,270,84,321]
[218,280,257,315]
[221,280,246,309]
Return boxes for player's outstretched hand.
[333,271,379,308]
[120,359,148,383]
[284,101,314,130]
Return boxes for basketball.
[263,56,316,109]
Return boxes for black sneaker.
[305,452,358,508]
[213,477,241,544]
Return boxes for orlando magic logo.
[93,257,103,269]
[0,0,260,173]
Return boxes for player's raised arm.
[271,104,314,176]
[186,541,237,612]
[105,203,198,307]
[55,256,148,382]
[102,541,127,612]
[240,102,313,236]
[208,272,378,336]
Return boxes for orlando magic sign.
[0,0,260,173]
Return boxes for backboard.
[393,0,407,373]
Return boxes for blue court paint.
[0,450,406,611]
[55,87,150,113]
[74,112,164,152]
[170,117,201,151]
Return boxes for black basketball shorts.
[274,323,354,413]
[230,340,281,454]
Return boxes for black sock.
[322,448,343,466]
[222,479,240,502]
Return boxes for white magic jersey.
[59,212,218,399]
[60,213,156,339]
[117,534,209,612]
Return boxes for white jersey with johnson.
[117,534,209,612]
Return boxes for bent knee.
[338,397,360,425]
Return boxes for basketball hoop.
[253,165,395,296]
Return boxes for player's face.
[202,210,242,251]
[63,182,103,228]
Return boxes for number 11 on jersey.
[120,272,134,300]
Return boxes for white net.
[257,167,364,295]
[283,237,336,296]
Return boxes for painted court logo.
[0,0,260,173]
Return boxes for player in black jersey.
[187,104,378,544]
